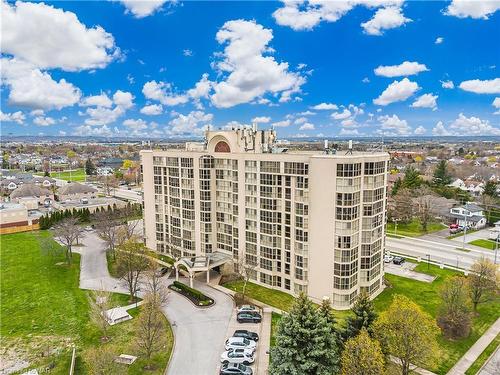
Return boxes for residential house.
[57,182,97,202]
[449,203,487,230]
[10,184,54,206]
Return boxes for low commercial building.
[0,202,39,234]
[141,128,389,309]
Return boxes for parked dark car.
[392,256,405,265]
[220,363,253,375]
[233,329,259,342]
[237,312,262,323]
[156,267,170,277]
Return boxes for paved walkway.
[73,230,234,375]
[479,345,500,375]
[384,262,436,283]
[447,317,500,375]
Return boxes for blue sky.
[1,0,499,138]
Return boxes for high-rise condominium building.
[141,128,389,309]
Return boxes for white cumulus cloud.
[377,114,411,136]
[445,0,500,19]
[441,80,455,89]
[414,126,426,135]
[459,78,500,94]
[167,111,213,136]
[0,110,25,125]
[331,109,352,120]
[374,61,429,77]
[272,120,291,128]
[435,36,444,44]
[210,20,305,108]
[299,122,315,130]
[311,102,338,110]
[33,116,56,126]
[373,78,420,106]
[1,58,81,110]
[252,116,271,123]
[81,93,113,108]
[118,0,170,18]
[1,0,118,71]
[411,93,438,110]
[140,104,163,116]
[450,113,500,135]
[361,6,411,36]
[432,121,451,136]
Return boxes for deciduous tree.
[374,295,439,375]
[136,295,166,369]
[89,289,111,341]
[84,345,120,375]
[468,257,498,312]
[437,276,472,339]
[52,218,84,265]
[116,240,151,302]
[341,329,385,375]
[94,210,121,259]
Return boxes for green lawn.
[49,168,86,182]
[386,218,446,237]
[264,263,499,375]
[464,333,500,375]
[374,263,499,374]
[469,239,498,251]
[1,231,172,374]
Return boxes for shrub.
[172,281,213,305]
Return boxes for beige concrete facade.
[141,129,389,309]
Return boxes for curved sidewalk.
[73,231,234,375]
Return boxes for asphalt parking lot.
[216,305,271,374]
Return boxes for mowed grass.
[49,168,86,182]
[264,262,499,374]
[374,263,500,374]
[469,239,497,250]
[1,231,172,374]
[387,218,446,237]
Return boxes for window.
[337,163,361,177]
[364,161,386,175]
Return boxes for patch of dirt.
[0,336,74,375]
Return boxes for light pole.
[427,254,430,270]
[135,287,140,308]
[495,236,498,265]
[462,212,468,251]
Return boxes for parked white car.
[237,305,258,313]
[225,337,257,353]
[221,349,255,365]
[384,255,394,263]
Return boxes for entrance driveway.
[384,262,436,283]
[73,230,233,375]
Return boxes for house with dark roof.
[449,203,487,230]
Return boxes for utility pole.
[495,236,498,265]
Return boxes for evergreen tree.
[402,166,422,189]
[391,177,402,196]
[44,171,50,177]
[85,158,96,176]
[270,293,339,375]
[340,292,377,344]
[432,160,452,186]
[483,181,498,198]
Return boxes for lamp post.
[495,236,499,265]
[462,212,468,251]
[427,254,430,270]
[135,287,140,308]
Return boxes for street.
[385,235,497,270]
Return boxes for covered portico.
[173,252,232,288]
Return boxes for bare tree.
[52,218,84,265]
[144,267,169,307]
[414,187,444,232]
[481,194,496,224]
[437,276,472,339]
[389,188,413,224]
[95,210,121,260]
[237,256,258,304]
[89,289,112,341]
[135,295,166,369]
[99,175,119,196]
[116,240,151,302]
[468,257,499,312]
[84,345,120,375]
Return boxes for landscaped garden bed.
[169,281,214,307]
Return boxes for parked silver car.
[225,337,257,352]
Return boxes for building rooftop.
[10,184,51,199]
